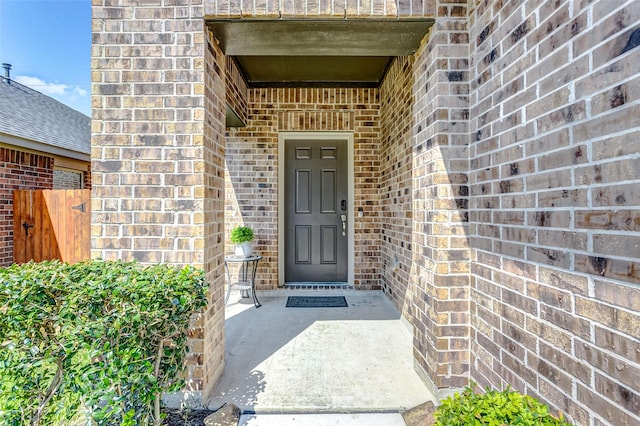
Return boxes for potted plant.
[230,225,254,257]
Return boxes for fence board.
[13,189,90,264]
[13,191,26,263]
[78,191,89,261]
[41,191,53,260]
[34,191,44,261]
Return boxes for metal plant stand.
[224,254,262,308]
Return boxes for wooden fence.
[13,189,91,264]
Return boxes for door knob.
[341,215,347,237]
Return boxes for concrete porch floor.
[205,289,436,422]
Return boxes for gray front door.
[285,139,348,282]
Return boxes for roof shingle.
[0,78,90,155]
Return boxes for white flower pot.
[235,241,253,257]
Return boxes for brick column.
[91,1,226,394]
[201,29,227,396]
[412,16,470,388]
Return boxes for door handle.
[341,214,347,237]
[22,222,34,236]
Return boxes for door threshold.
[284,282,354,290]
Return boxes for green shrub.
[230,226,254,244]
[0,260,208,426]
[434,384,572,426]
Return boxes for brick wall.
[205,0,436,18]
[410,15,471,389]
[225,56,248,125]
[53,169,83,189]
[0,147,54,266]
[225,88,381,288]
[467,0,640,424]
[379,56,415,315]
[91,1,226,395]
[83,168,92,189]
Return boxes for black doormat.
[286,296,348,308]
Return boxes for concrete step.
[239,412,406,425]
[201,405,414,426]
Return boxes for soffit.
[207,19,434,87]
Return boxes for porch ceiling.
[207,19,434,87]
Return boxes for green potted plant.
[230,225,255,257]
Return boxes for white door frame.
[278,131,355,286]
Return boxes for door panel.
[285,139,347,282]
[295,225,311,264]
[321,170,336,213]
[320,225,337,264]
[296,169,311,213]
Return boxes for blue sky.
[0,0,91,116]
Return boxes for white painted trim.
[278,132,355,287]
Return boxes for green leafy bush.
[434,384,572,426]
[0,260,208,426]
[230,226,254,244]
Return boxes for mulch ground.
[162,408,217,426]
